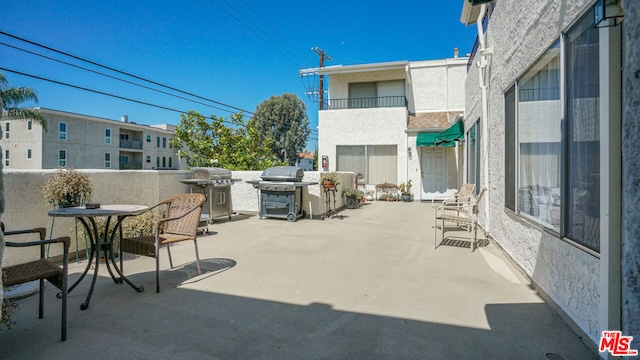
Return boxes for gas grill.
[247,166,316,222]
[179,167,237,224]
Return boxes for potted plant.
[342,186,363,209]
[319,171,339,189]
[375,182,399,201]
[399,180,413,202]
[42,167,93,208]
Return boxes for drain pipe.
[476,4,492,234]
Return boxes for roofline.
[35,108,175,133]
[318,61,410,75]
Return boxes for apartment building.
[0,108,180,170]
[316,57,467,200]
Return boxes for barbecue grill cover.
[190,167,232,180]
[260,166,304,182]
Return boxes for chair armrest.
[3,227,46,240]
[5,236,70,249]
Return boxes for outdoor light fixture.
[594,0,624,28]
[407,147,412,160]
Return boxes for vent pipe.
[121,115,128,123]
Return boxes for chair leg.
[38,278,45,319]
[155,235,160,293]
[166,245,174,269]
[193,239,201,275]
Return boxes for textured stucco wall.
[318,107,408,185]
[409,59,467,113]
[621,0,640,342]
[463,0,601,343]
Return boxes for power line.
[0,41,239,115]
[0,31,250,115]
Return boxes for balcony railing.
[120,139,142,149]
[323,96,408,110]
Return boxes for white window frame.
[105,128,111,144]
[58,150,67,167]
[105,153,111,168]
[4,149,9,167]
[27,149,32,160]
[4,122,9,139]
[58,122,67,140]
[146,134,151,143]
[27,120,32,131]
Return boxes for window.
[168,157,172,168]
[146,134,151,143]
[4,122,9,139]
[505,85,517,211]
[162,137,167,148]
[120,133,129,141]
[336,145,397,184]
[105,153,111,168]
[105,129,111,144]
[467,121,480,193]
[27,149,32,159]
[27,120,32,131]
[146,155,151,164]
[119,155,129,169]
[58,122,67,140]
[156,156,160,168]
[162,156,166,168]
[348,80,406,108]
[156,137,160,148]
[503,9,601,253]
[4,150,9,167]
[58,150,66,167]
[565,11,600,252]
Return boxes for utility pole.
[312,47,332,111]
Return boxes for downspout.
[476,4,492,234]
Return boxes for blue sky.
[1,1,476,151]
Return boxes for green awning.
[416,121,464,147]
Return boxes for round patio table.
[48,204,148,310]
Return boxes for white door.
[421,147,449,200]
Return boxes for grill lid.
[260,166,304,182]
[190,167,232,180]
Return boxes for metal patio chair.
[434,187,486,252]
[1,222,70,341]
[119,193,206,293]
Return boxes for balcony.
[323,96,408,110]
[119,139,142,150]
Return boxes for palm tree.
[0,72,46,317]
[0,73,47,129]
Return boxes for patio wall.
[2,169,354,267]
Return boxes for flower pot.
[346,195,359,209]
[323,180,336,189]
[59,193,82,208]
[401,194,412,202]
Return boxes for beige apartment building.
[0,108,181,170]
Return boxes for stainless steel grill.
[247,166,316,222]
[179,167,237,224]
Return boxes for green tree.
[0,73,46,329]
[251,93,311,165]
[170,110,284,170]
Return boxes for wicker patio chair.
[1,222,70,341]
[434,187,486,252]
[120,193,206,293]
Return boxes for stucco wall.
[463,0,600,344]
[621,0,640,342]
[409,59,467,113]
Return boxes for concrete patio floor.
[1,201,597,360]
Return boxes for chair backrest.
[472,187,487,215]
[457,183,476,199]
[162,194,206,237]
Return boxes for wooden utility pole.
[312,47,332,110]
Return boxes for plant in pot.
[399,180,413,202]
[342,186,363,209]
[42,167,93,208]
[319,171,339,189]
[376,182,399,201]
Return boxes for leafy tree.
[0,73,46,329]
[170,110,284,170]
[251,93,311,165]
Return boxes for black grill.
[247,166,316,222]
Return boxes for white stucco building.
[1,108,181,170]
[316,57,468,200]
[460,0,639,353]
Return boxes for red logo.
[599,331,638,356]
